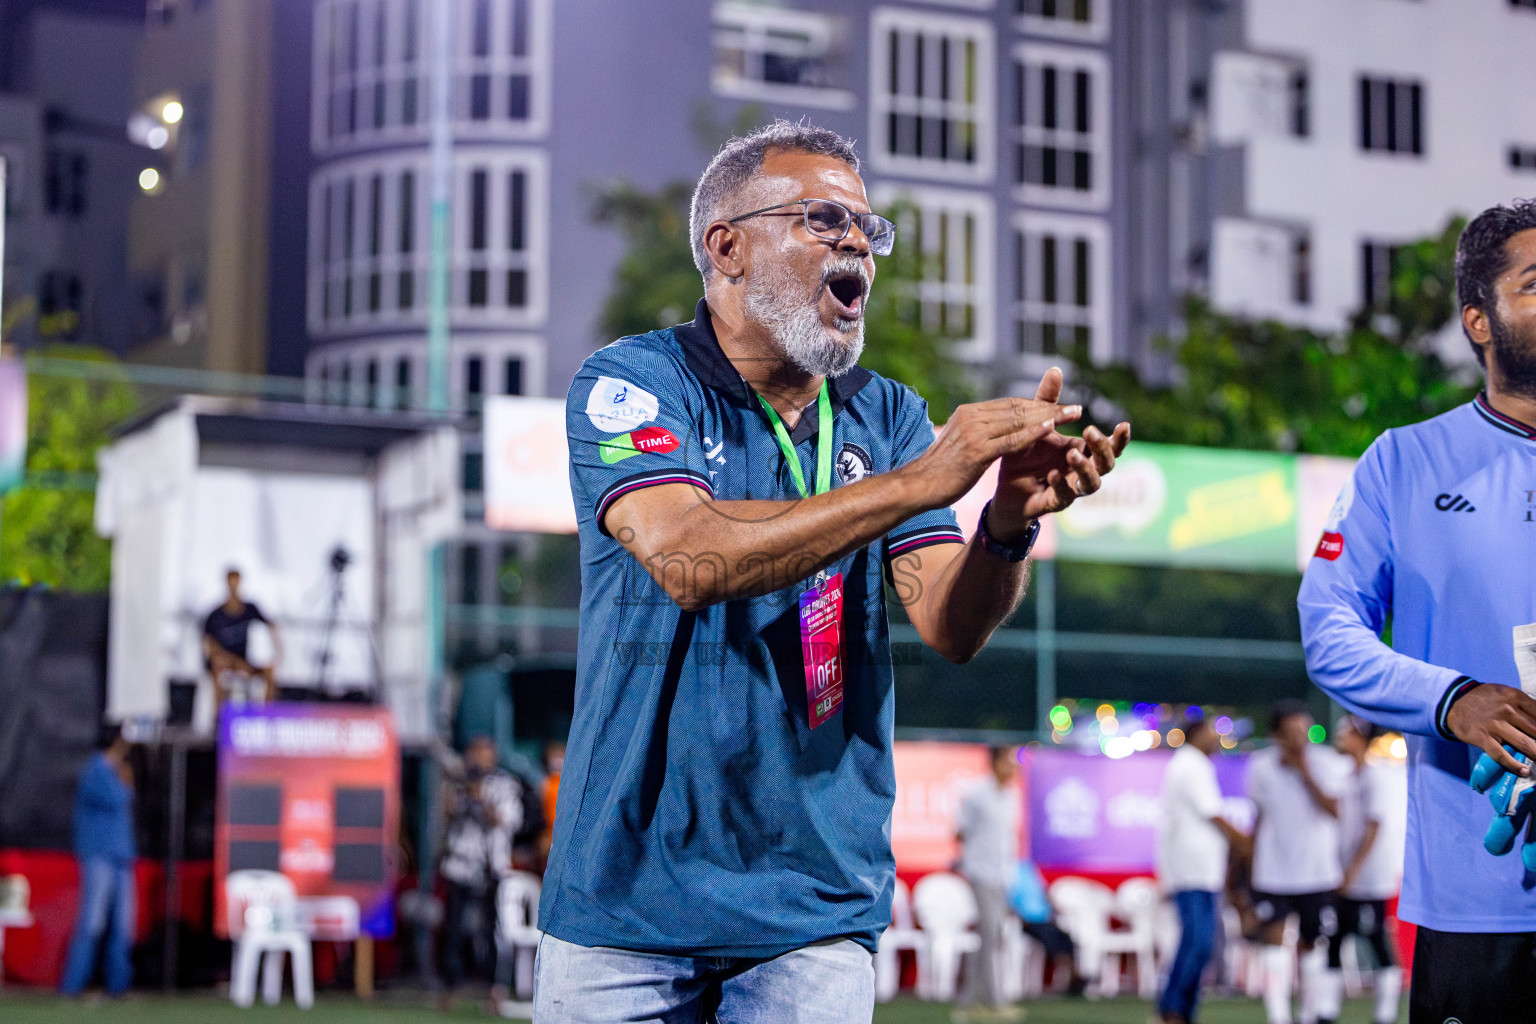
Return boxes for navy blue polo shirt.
[541,298,963,957]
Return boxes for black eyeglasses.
[727,199,896,256]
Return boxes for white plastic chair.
[1048,875,1118,996]
[876,878,929,1002]
[1104,877,1161,999]
[911,871,982,1002]
[226,870,314,1009]
[495,871,543,999]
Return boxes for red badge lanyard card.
[756,383,844,729]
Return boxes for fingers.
[1493,717,1536,768]
[1472,750,1509,792]
[1033,366,1064,404]
[1480,732,1534,777]
[993,418,1058,458]
[1064,447,1102,496]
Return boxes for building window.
[1510,145,1536,171]
[1013,212,1108,363]
[875,185,995,359]
[309,149,546,334]
[1016,0,1106,41]
[1359,76,1423,155]
[312,0,550,153]
[870,8,995,183]
[395,356,413,409]
[1292,232,1312,306]
[711,2,853,110]
[1361,241,1400,310]
[44,150,88,217]
[38,271,84,336]
[1289,69,1309,137]
[1013,43,1109,210]
[503,357,523,395]
[459,543,482,604]
[465,354,484,412]
[1513,0,1536,9]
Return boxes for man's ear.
[1463,303,1492,350]
[703,221,745,281]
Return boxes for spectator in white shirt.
[1314,716,1402,1024]
[955,745,1024,1021]
[1247,700,1347,1024]
[1156,716,1247,1024]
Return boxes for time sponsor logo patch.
[598,426,680,464]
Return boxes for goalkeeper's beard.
[1487,305,1536,402]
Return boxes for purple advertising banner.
[1027,747,1250,872]
[0,358,24,494]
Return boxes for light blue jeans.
[59,859,136,996]
[533,932,875,1023]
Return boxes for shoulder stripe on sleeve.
[595,469,714,534]
[887,526,966,560]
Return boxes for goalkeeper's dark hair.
[1456,198,1536,368]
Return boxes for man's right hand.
[1447,682,1536,776]
[906,396,1082,508]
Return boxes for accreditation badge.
[799,572,845,729]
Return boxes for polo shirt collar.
[675,298,873,443]
[1473,391,1536,441]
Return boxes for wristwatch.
[977,501,1040,562]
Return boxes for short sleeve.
[248,604,269,625]
[1191,759,1224,820]
[566,340,715,536]
[883,386,964,562]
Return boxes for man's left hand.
[989,368,1130,538]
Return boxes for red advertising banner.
[214,704,399,938]
[892,741,1025,875]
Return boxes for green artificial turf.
[0,991,1406,1023]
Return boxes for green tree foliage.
[1,348,136,590]
[1074,218,1476,458]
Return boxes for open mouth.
[825,272,865,319]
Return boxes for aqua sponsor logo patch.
[586,375,659,432]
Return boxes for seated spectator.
[1007,858,1088,995]
[203,568,281,709]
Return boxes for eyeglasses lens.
[804,201,895,256]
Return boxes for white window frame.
[1014,0,1109,43]
[710,2,855,111]
[873,183,996,362]
[1011,210,1110,368]
[311,0,552,156]
[869,8,996,184]
[307,148,549,337]
[304,335,546,410]
[1012,42,1110,212]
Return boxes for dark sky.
[0,0,145,92]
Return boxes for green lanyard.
[755,381,834,499]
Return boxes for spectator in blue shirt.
[537,121,1129,1022]
[59,723,137,997]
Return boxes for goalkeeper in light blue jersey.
[1298,199,1536,1024]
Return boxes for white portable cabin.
[94,397,461,741]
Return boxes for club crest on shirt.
[586,375,659,433]
[835,442,873,484]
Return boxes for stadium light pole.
[426,0,453,415]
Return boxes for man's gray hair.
[689,120,860,279]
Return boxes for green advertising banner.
[1052,442,1305,573]
[0,358,23,494]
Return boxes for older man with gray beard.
[535,121,1130,1023]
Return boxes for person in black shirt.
[202,568,281,707]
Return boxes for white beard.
[743,258,866,378]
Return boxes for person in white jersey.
[1246,700,1346,1024]
[1308,716,1403,1024]
[1156,715,1247,1024]
[954,745,1024,1021]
